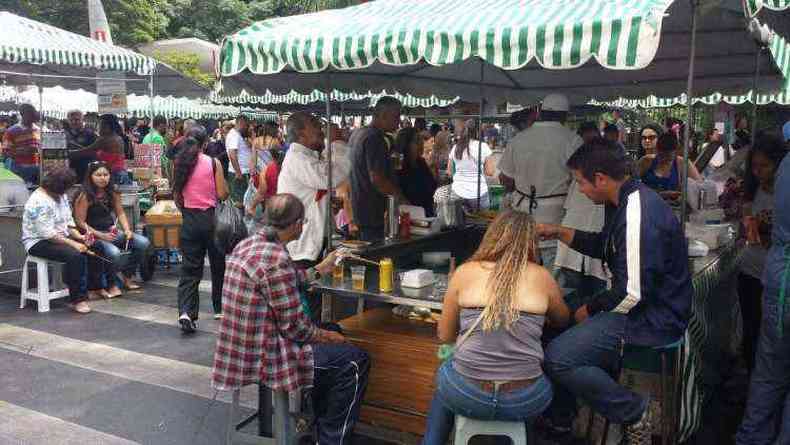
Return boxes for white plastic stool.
[19,256,69,313]
[453,415,527,445]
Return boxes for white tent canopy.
[0,11,209,99]
[0,86,274,120]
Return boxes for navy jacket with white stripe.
[570,179,693,346]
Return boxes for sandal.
[69,301,92,314]
[107,286,123,298]
[88,290,109,300]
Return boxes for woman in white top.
[447,119,493,209]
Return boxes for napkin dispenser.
[401,269,435,288]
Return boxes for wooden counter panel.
[339,308,441,435]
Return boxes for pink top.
[183,154,217,210]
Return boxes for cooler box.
[145,200,182,248]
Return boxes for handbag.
[436,307,486,363]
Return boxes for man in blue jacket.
[539,140,692,444]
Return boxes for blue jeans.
[5,159,38,185]
[422,361,553,445]
[544,312,647,425]
[736,285,790,445]
[90,232,150,289]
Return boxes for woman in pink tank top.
[171,126,230,332]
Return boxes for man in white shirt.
[499,93,583,269]
[278,112,350,316]
[226,115,252,207]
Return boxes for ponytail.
[172,126,208,207]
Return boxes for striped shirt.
[2,123,40,166]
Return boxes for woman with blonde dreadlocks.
[422,210,570,445]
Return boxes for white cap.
[542,93,570,112]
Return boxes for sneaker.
[623,406,652,445]
[213,313,224,320]
[179,313,196,334]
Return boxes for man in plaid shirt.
[212,193,370,444]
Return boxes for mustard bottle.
[379,258,394,292]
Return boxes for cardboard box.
[145,200,182,248]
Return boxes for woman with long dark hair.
[21,167,91,313]
[172,126,229,333]
[88,114,129,184]
[74,161,150,299]
[396,127,438,216]
[637,133,702,200]
[447,119,493,209]
[736,134,787,373]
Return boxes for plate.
[339,240,372,250]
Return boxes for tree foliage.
[6,0,361,46]
[154,51,215,87]
[5,0,170,47]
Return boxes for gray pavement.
[0,267,392,445]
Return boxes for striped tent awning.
[210,88,458,109]
[218,0,790,104]
[0,11,154,75]
[745,0,790,16]
[219,0,788,103]
[0,86,275,121]
[0,12,208,98]
[590,86,790,108]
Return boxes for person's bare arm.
[112,192,133,237]
[437,269,462,343]
[215,159,230,201]
[542,267,570,328]
[686,158,702,181]
[370,171,407,202]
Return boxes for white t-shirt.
[555,180,608,280]
[226,128,252,175]
[449,140,492,199]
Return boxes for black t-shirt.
[348,126,393,228]
[399,158,437,217]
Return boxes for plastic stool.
[225,385,303,445]
[19,256,69,312]
[453,415,527,445]
[587,337,684,445]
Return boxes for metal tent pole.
[680,0,699,230]
[149,70,155,118]
[749,46,762,142]
[476,60,484,210]
[324,74,333,252]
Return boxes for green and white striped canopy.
[218,0,790,105]
[745,0,790,16]
[0,12,208,98]
[0,11,154,75]
[210,88,458,109]
[591,86,790,108]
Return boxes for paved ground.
[0,265,748,445]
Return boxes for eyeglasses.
[88,161,108,167]
[641,135,658,141]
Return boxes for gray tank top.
[452,308,545,381]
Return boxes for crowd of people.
[3,95,790,444]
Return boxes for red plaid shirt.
[212,226,317,392]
